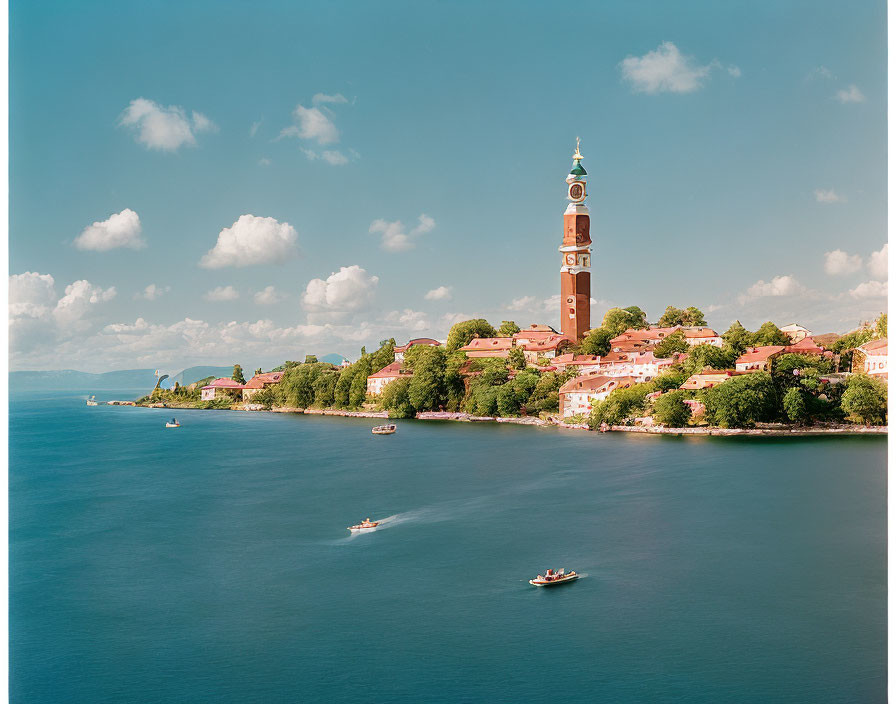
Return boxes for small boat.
[372,424,396,435]
[348,517,379,532]
[86,395,98,406]
[165,418,180,428]
[529,568,579,587]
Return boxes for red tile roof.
[368,361,412,379]
[681,327,720,338]
[202,377,245,389]
[459,337,514,352]
[243,371,284,389]
[735,346,786,364]
[859,338,888,355]
[559,374,639,395]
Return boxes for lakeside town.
[130,146,887,434]
[129,146,887,433]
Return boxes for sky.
[9,0,888,373]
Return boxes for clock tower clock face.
[568,182,585,202]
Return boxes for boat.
[372,424,396,435]
[165,418,180,428]
[348,517,379,532]
[86,395,98,406]
[529,568,579,587]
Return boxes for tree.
[683,306,707,326]
[652,371,688,392]
[312,370,338,407]
[657,306,686,327]
[348,357,372,407]
[751,321,789,347]
[589,382,654,427]
[507,346,527,370]
[303,355,318,365]
[783,387,809,424]
[254,368,263,376]
[623,306,648,329]
[701,372,779,428]
[654,330,689,358]
[407,346,447,411]
[678,344,736,377]
[232,364,246,384]
[368,339,396,373]
[773,354,834,387]
[831,328,874,371]
[651,391,692,427]
[380,378,415,418]
[497,383,520,417]
[581,327,613,356]
[498,320,521,337]
[602,307,647,336]
[875,313,887,338]
[446,319,497,352]
[722,321,752,356]
[840,375,887,425]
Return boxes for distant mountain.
[10,369,161,391]
[319,353,348,365]
[169,366,233,387]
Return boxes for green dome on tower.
[569,137,586,176]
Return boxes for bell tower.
[560,139,591,341]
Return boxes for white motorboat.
[529,568,579,587]
[348,517,379,532]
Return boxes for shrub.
[651,391,692,427]
[840,375,887,425]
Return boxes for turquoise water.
[10,391,887,703]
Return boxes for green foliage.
[498,320,521,337]
[468,385,499,416]
[783,387,809,423]
[368,339,396,373]
[446,319,497,352]
[678,344,736,377]
[507,346,527,370]
[657,305,706,327]
[651,390,692,427]
[407,346,447,411]
[840,375,887,425]
[701,372,779,428]
[250,386,277,410]
[602,307,647,336]
[721,321,752,356]
[831,328,874,371]
[751,321,789,347]
[772,354,834,394]
[349,357,372,407]
[580,327,613,356]
[654,330,689,358]
[380,378,415,418]
[588,382,655,427]
[527,370,573,413]
[303,356,318,364]
[312,370,339,407]
[254,368,262,376]
[232,364,246,384]
[652,371,688,392]
[875,313,887,338]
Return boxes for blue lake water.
[10,390,887,703]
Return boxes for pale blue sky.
[9,0,888,372]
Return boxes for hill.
[169,366,234,387]
[10,369,161,391]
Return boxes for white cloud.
[258,157,272,166]
[302,265,379,312]
[384,309,430,331]
[815,189,844,203]
[200,214,298,269]
[441,312,472,327]
[619,42,724,94]
[835,85,865,103]
[280,104,339,145]
[424,286,453,301]
[204,286,240,302]
[810,66,835,80]
[10,271,57,319]
[741,275,802,301]
[250,120,262,137]
[824,250,862,275]
[727,66,741,78]
[53,280,116,327]
[370,213,435,251]
[254,286,285,305]
[312,93,348,106]
[849,281,887,298]
[300,147,351,166]
[506,295,537,311]
[74,208,144,251]
[850,280,887,298]
[119,98,216,152]
[868,243,888,279]
[135,284,170,300]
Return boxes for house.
[242,371,284,400]
[458,336,514,358]
[518,333,573,362]
[854,338,888,379]
[610,326,678,346]
[200,377,245,401]
[394,338,440,362]
[735,346,786,371]
[558,374,639,418]
[366,361,413,396]
[627,350,680,378]
[683,399,706,417]
[680,369,748,390]
[780,323,813,343]
[783,337,834,357]
[551,354,602,375]
[610,339,653,354]
[681,327,723,347]
[458,326,573,363]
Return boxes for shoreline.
[133,402,887,436]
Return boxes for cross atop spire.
[573,136,583,161]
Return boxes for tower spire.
[559,139,592,341]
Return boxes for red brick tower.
[560,139,591,341]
